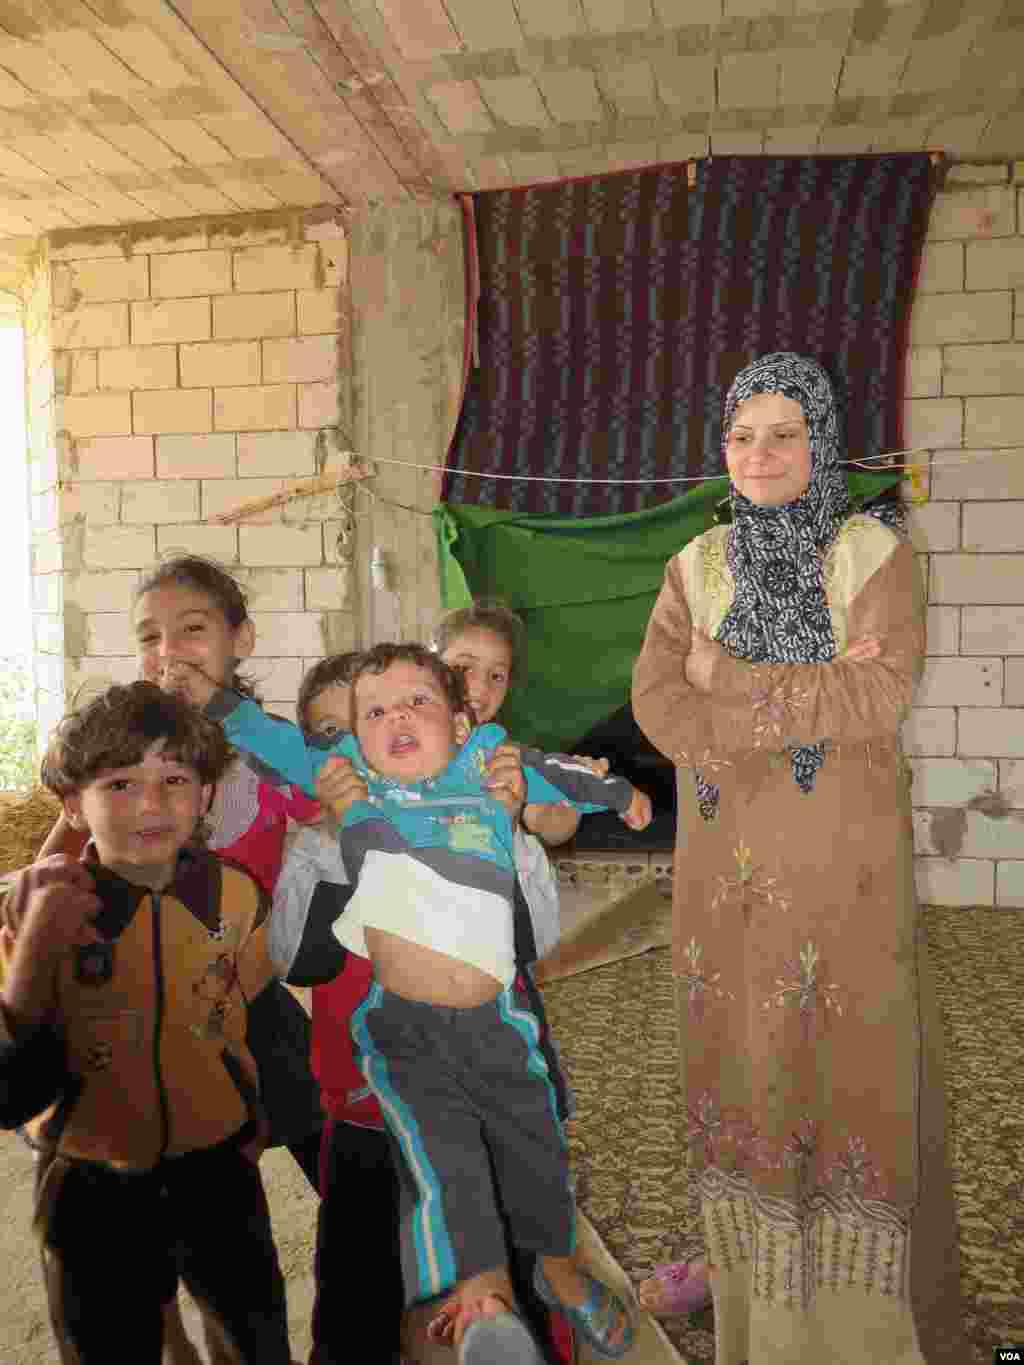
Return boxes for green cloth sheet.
[434,474,903,752]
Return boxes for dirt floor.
[0,1131,321,1364]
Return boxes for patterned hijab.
[715,353,849,793]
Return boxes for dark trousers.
[42,1134,290,1365]
[309,1117,404,1365]
[356,984,574,1308]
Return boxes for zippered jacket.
[0,846,275,1171]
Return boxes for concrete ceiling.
[0,0,1020,242]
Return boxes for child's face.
[440,627,512,726]
[133,584,254,706]
[306,682,352,741]
[354,661,470,783]
[63,740,212,889]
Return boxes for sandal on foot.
[532,1265,634,1360]
[427,1296,463,1346]
[638,1260,711,1317]
[459,1313,546,1365]
[428,1291,518,1349]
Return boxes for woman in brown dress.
[632,353,963,1364]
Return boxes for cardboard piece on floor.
[535,880,672,987]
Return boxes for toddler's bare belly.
[365,927,502,1007]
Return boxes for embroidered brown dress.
[633,514,964,1363]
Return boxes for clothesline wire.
[345,447,1004,520]
[368,446,1002,488]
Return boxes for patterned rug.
[539,904,1024,1363]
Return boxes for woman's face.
[725,392,813,507]
[441,626,513,726]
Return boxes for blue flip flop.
[533,1264,634,1359]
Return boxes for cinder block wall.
[904,162,1024,908]
[21,162,1024,906]
[28,208,356,736]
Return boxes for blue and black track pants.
[352,981,575,1306]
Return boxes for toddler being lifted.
[198,643,651,1360]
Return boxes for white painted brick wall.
[98,345,177,391]
[995,861,1024,907]
[915,856,995,906]
[888,169,1024,904]
[121,480,200,525]
[903,708,957,756]
[961,607,1024,653]
[237,430,317,478]
[133,387,213,435]
[910,757,997,806]
[958,710,1024,757]
[214,384,295,431]
[248,655,303,702]
[156,523,238,562]
[925,606,959,655]
[64,483,120,524]
[180,341,260,388]
[28,208,355,756]
[237,567,305,612]
[239,523,324,567]
[1004,659,1024,704]
[999,760,1024,806]
[132,298,211,345]
[67,652,139,683]
[962,502,1024,551]
[916,657,1002,706]
[84,612,137,656]
[298,380,343,429]
[73,435,154,480]
[250,611,328,656]
[66,571,139,613]
[82,524,156,569]
[156,433,236,479]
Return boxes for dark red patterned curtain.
[442,155,939,517]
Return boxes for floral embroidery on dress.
[712,839,791,922]
[825,1135,890,1203]
[762,940,844,1042]
[686,1091,773,1172]
[780,1117,820,1181]
[750,673,812,749]
[680,937,735,1022]
[749,665,827,791]
[699,1135,912,1310]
